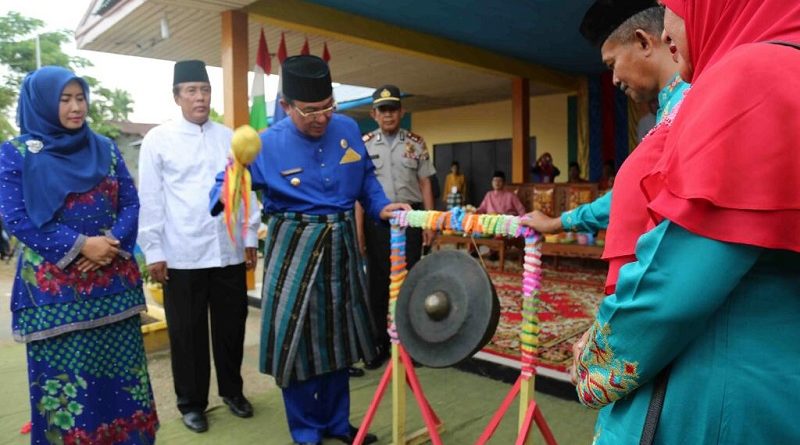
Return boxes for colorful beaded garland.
[387,208,542,377]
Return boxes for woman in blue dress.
[0,66,158,444]
[572,0,800,444]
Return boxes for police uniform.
[362,128,435,204]
[362,85,435,362]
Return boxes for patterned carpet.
[480,257,606,374]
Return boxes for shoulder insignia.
[362,132,376,143]
[406,131,424,144]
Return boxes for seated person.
[472,171,526,261]
[599,160,616,190]
[567,161,588,183]
[477,171,526,216]
[531,152,560,183]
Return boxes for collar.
[177,115,215,134]
[656,73,688,123]
[377,129,403,144]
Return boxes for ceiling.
[76,0,602,114]
[305,0,601,74]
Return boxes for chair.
[555,183,598,214]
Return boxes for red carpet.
[480,259,606,374]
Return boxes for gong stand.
[474,232,556,445]
[354,223,444,445]
[355,209,557,445]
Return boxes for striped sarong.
[259,211,377,387]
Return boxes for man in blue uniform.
[212,55,406,445]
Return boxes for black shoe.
[182,411,208,433]
[222,395,253,418]
[348,367,365,377]
[364,351,389,370]
[327,426,377,445]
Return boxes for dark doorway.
[433,137,536,209]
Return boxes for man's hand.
[570,329,591,385]
[79,236,120,265]
[245,247,258,271]
[354,201,367,256]
[148,261,169,284]
[520,210,563,234]
[379,203,412,221]
[422,229,435,246]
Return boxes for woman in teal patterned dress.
[0,66,158,444]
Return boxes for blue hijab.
[17,66,110,228]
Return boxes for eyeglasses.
[293,102,337,119]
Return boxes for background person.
[476,170,526,216]
[442,161,466,205]
[531,152,560,183]
[357,84,435,369]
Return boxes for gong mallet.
[221,125,262,245]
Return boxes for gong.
[395,250,500,368]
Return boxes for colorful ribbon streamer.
[222,125,262,245]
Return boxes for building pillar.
[221,10,249,128]
[511,77,530,183]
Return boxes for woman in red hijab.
[574,1,800,444]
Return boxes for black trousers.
[163,263,249,414]
[364,217,423,355]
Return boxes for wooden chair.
[555,183,598,214]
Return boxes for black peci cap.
[281,55,333,103]
[580,0,658,47]
[173,60,210,86]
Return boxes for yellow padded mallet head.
[231,125,262,165]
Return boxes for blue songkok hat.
[17,66,110,228]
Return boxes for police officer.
[356,84,435,368]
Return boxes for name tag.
[280,168,303,176]
[370,154,379,160]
